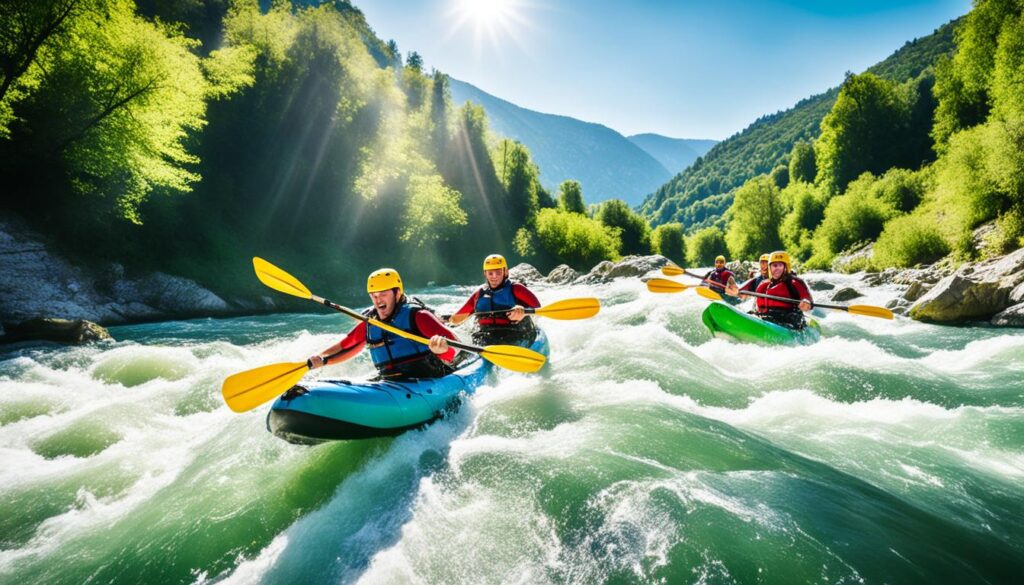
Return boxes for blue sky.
[358,0,971,140]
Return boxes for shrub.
[651,223,686,264]
[596,199,652,255]
[780,182,826,260]
[534,208,620,269]
[872,214,952,268]
[687,226,728,266]
[808,173,898,266]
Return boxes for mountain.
[627,134,717,175]
[450,79,680,206]
[641,18,960,229]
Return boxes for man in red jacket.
[754,250,813,330]
[449,254,541,344]
[306,268,459,379]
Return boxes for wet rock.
[575,255,670,284]
[830,287,864,302]
[1,318,112,344]
[885,298,911,316]
[807,279,835,291]
[545,264,579,285]
[909,248,1024,322]
[991,302,1024,327]
[902,281,931,302]
[508,263,544,285]
[861,268,899,286]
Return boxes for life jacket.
[365,299,435,374]
[705,267,734,286]
[756,275,809,329]
[475,280,517,327]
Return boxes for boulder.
[1,318,112,344]
[861,268,899,286]
[807,279,835,291]
[909,248,1024,322]
[545,264,579,285]
[508,263,544,285]
[991,302,1024,327]
[574,255,670,284]
[885,298,911,316]
[902,281,931,302]
[830,287,864,302]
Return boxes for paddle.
[454,297,601,323]
[252,257,547,370]
[691,279,893,320]
[222,361,311,413]
[646,278,697,294]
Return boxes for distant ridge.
[627,134,717,177]
[449,79,713,206]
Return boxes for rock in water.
[991,302,1024,327]
[830,287,864,302]
[2,318,112,344]
[909,248,1024,322]
[545,265,579,285]
[575,255,670,284]
[508,263,544,285]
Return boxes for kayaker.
[726,253,769,298]
[753,251,813,329]
[449,254,541,344]
[704,255,737,292]
[306,268,459,379]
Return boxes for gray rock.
[508,263,544,285]
[910,247,1024,322]
[861,268,900,286]
[545,264,579,285]
[830,287,864,302]
[574,255,670,284]
[807,279,836,291]
[902,281,929,302]
[832,243,873,273]
[1,318,113,344]
[991,302,1024,327]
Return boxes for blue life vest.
[365,301,433,372]
[475,280,517,327]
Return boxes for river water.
[1,274,1021,584]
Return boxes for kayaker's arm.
[308,322,366,369]
[793,279,814,312]
[414,311,458,362]
[448,291,480,326]
[508,283,541,322]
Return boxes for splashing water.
[1,276,1021,584]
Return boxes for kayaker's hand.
[799,299,812,312]
[307,355,325,369]
[428,335,449,354]
[507,306,526,322]
[725,283,739,297]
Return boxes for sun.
[446,0,536,58]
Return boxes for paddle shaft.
[310,294,488,355]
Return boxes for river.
[1,274,1021,584]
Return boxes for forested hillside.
[641,18,959,230]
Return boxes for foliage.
[558,179,586,214]
[401,174,468,247]
[651,223,686,264]
[872,213,951,268]
[686,226,729,267]
[725,175,784,259]
[596,198,651,255]
[769,165,789,189]
[807,173,899,267]
[788,140,816,183]
[533,208,620,269]
[779,182,826,260]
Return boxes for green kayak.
[701,301,820,346]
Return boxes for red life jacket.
[755,275,811,312]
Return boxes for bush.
[557,180,586,214]
[533,208,620,269]
[725,175,784,260]
[780,182,826,260]
[596,199,652,255]
[651,223,685,264]
[872,168,927,213]
[872,214,951,268]
[808,173,898,266]
[687,226,728,266]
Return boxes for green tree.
[687,226,728,266]
[725,175,784,259]
[596,198,652,255]
[406,50,422,71]
[808,173,899,267]
[495,138,541,226]
[558,179,585,214]
[789,141,817,183]
[780,182,826,260]
[651,222,686,264]
[533,208,620,269]
[769,164,790,189]
[401,174,468,247]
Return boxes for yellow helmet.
[482,254,508,271]
[367,268,403,296]
[714,255,726,264]
[759,253,770,263]
[768,250,792,273]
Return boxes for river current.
[1,274,1021,584]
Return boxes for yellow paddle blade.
[221,361,309,413]
[846,304,895,320]
[448,312,470,326]
[695,286,723,301]
[534,297,601,320]
[253,257,312,299]
[646,278,689,293]
[479,344,547,373]
[661,264,685,276]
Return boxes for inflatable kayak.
[702,301,820,346]
[267,330,549,443]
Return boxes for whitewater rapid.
[1,274,1021,584]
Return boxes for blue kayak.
[268,330,549,443]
